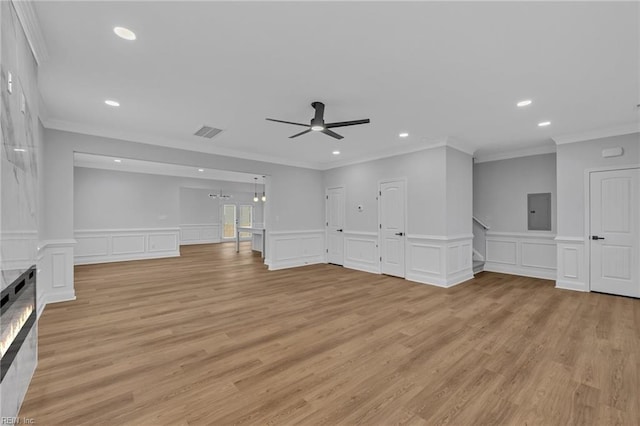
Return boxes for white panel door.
[326,187,345,265]
[590,168,640,298]
[380,180,406,277]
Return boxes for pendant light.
[253,177,259,202]
[261,176,267,202]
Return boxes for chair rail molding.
[406,234,473,288]
[74,228,180,265]
[554,236,587,292]
[267,229,325,271]
[484,231,556,280]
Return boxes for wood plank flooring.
[20,242,640,425]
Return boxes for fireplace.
[0,266,36,382]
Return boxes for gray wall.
[556,133,640,237]
[74,168,180,229]
[473,153,557,233]
[323,146,472,236]
[43,129,325,239]
[179,187,218,225]
[446,147,473,236]
[74,167,266,229]
[179,187,264,226]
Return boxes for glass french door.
[223,204,236,239]
[239,205,253,238]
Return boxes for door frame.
[377,177,408,277]
[325,185,346,265]
[583,164,640,291]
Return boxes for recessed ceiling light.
[198,168,204,172]
[399,132,409,138]
[332,150,340,155]
[13,148,26,152]
[114,159,122,163]
[113,26,136,41]
[517,100,532,107]
[538,121,551,127]
[105,100,120,107]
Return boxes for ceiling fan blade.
[321,129,344,140]
[266,118,309,127]
[325,119,370,129]
[289,129,312,139]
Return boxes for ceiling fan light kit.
[266,101,370,140]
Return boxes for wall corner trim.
[11,0,49,65]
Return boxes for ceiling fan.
[266,101,370,140]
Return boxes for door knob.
[337,229,343,232]
[395,232,404,236]
[591,235,605,240]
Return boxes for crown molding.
[42,118,325,170]
[552,122,640,145]
[474,144,556,163]
[11,0,49,65]
[321,137,449,170]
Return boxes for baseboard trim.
[555,280,589,292]
[46,292,76,304]
[406,270,473,288]
[268,256,325,271]
[484,262,556,280]
[343,261,381,275]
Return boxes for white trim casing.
[38,239,77,306]
[267,230,325,271]
[405,234,473,288]
[555,236,587,292]
[484,232,556,280]
[343,231,380,274]
[180,224,221,245]
[74,228,180,265]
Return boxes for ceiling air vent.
[194,125,223,139]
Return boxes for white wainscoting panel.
[75,228,180,265]
[343,231,380,274]
[180,224,221,245]
[267,230,325,271]
[38,239,76,307]
[555,236,587,292]
[406,234,473,288]
[484,232,556,280]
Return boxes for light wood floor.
[20,243,640,425]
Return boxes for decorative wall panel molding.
[406,234,473,288]
[38,239,76,306]
[74,228,180,265]
[555,236,588,292]
[343,231,380,274]
[267,230,325,271]
[179,224,221,245]
[484,232,556,280]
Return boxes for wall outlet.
[7,72,13,94]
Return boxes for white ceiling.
[74,152,265,184]
[36,1,639,169]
